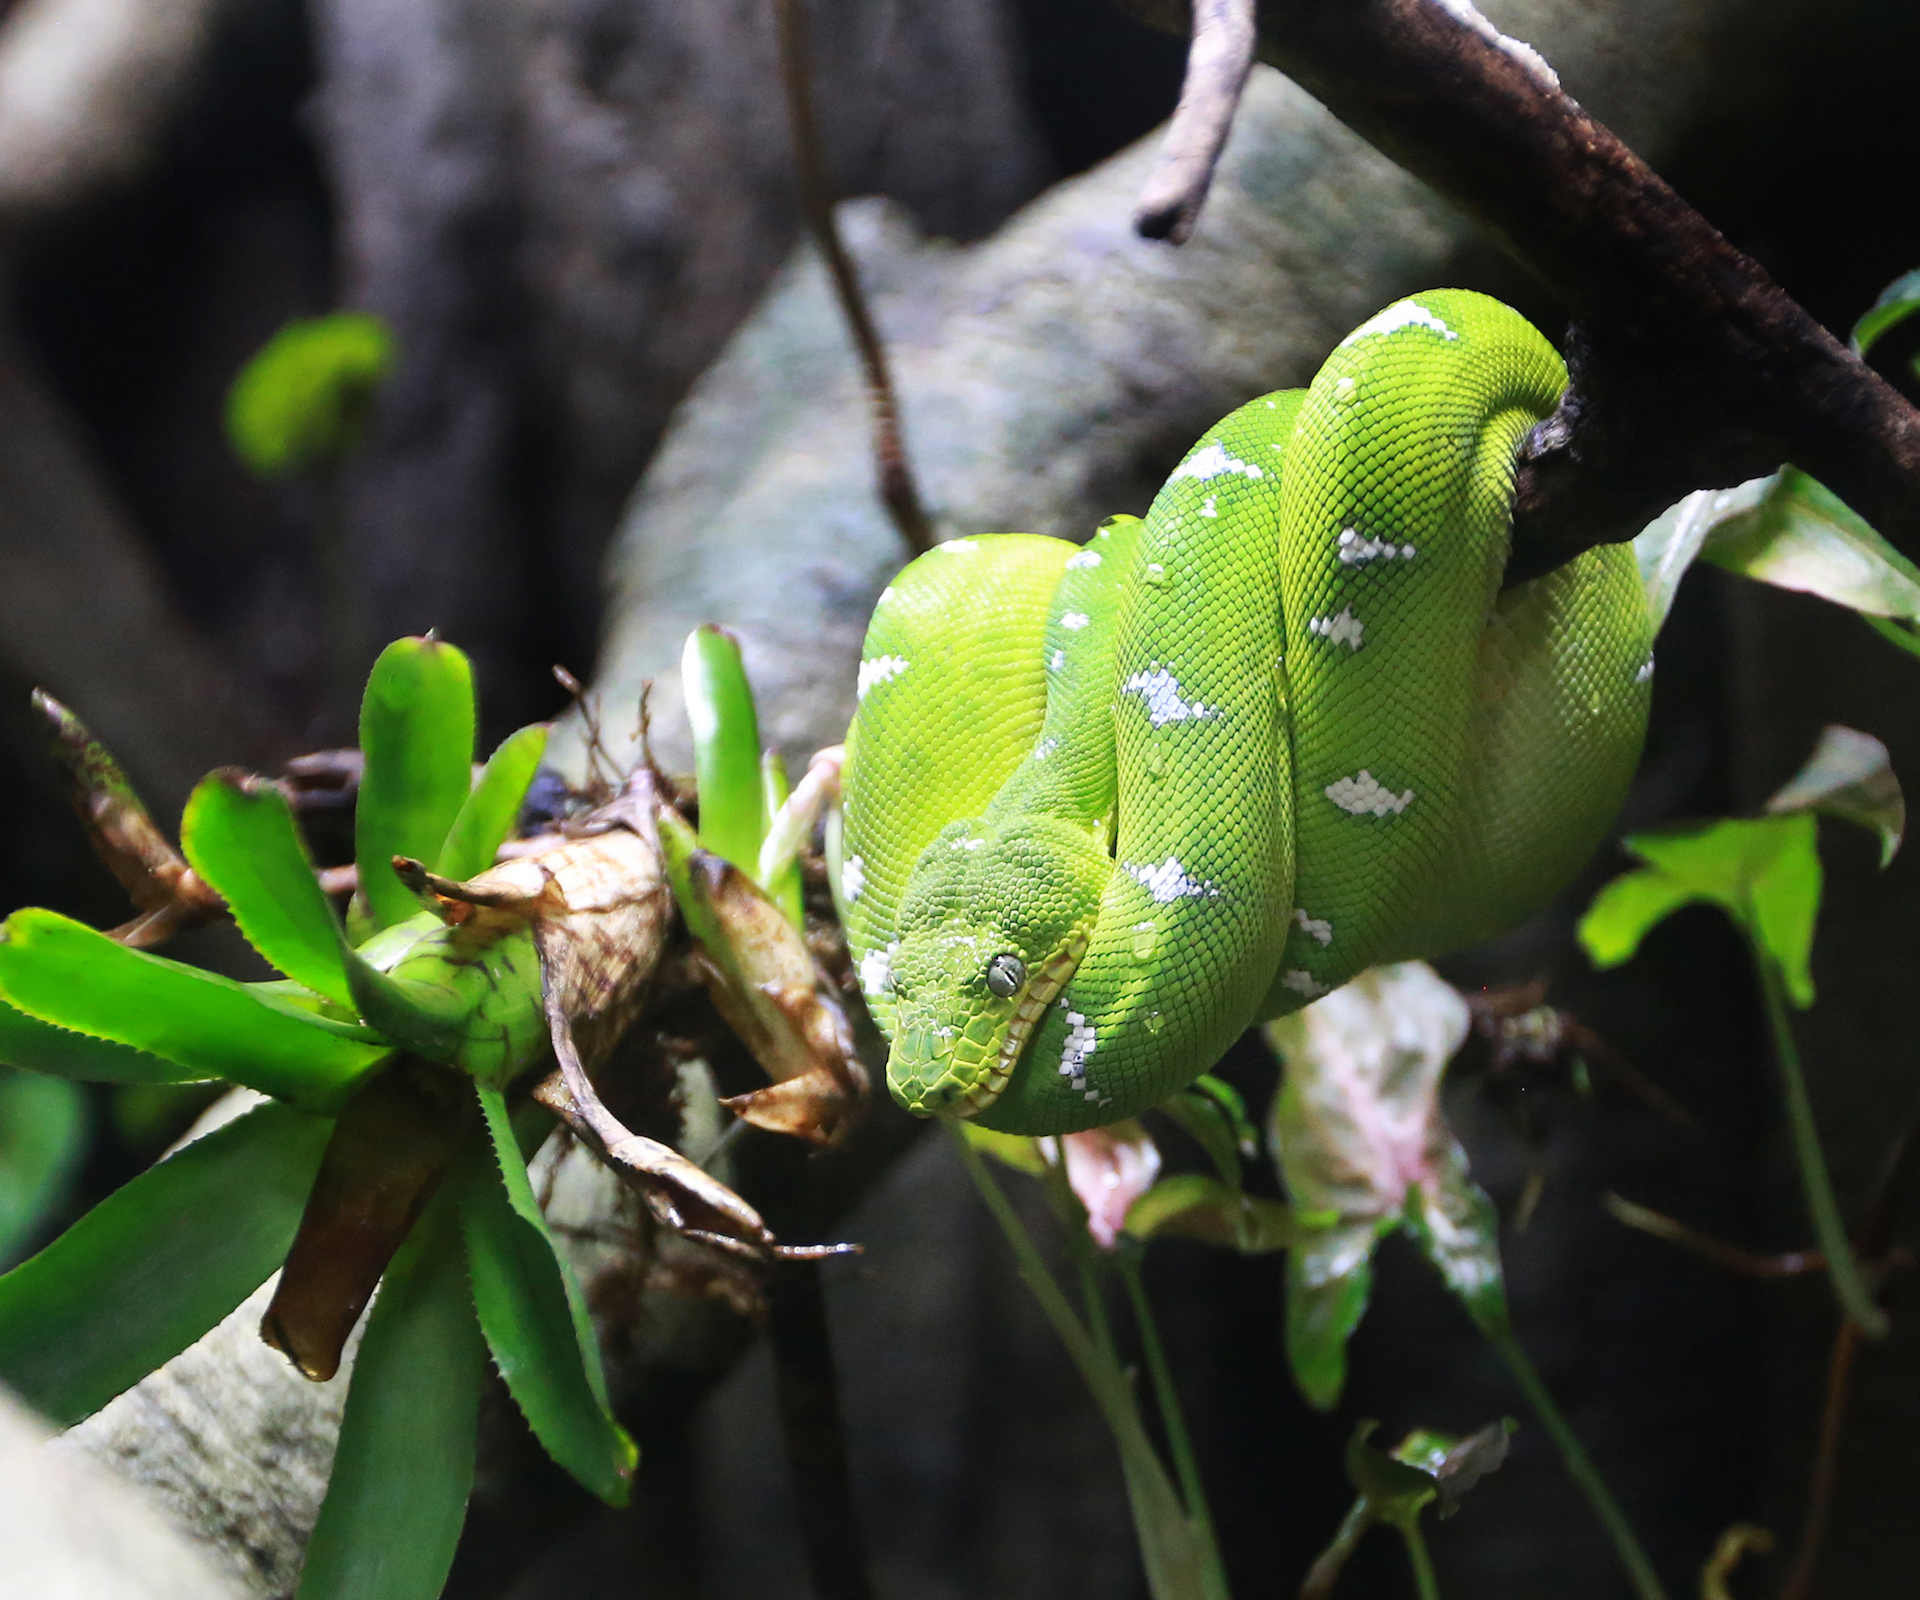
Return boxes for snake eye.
[985,954,1026,998]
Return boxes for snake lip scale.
[842,290,1654,1136]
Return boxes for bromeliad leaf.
[461,1086,635,1506]
[0,1067,85,1265]
[0,909,389,1111]
[436,723,549,882]
[0,1100,331,1424]
[682,625,767,877]
[181,770,354,1007]
[297,1185,485,1600]
[357,637,477,932]
[226,312,395,481]
[0,997,183,1085]
[1264,963,1504,1406]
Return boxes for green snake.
[837,291,1654,1136]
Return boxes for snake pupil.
[985,954,1026,998]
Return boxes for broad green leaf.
[181,771,353,1006]
[682,626,766,876]
[436,724,549,882]
[298,1187,484,1600]
[1764,724,1903,867]
[1155,1089,1243,1187]
[0,998,179,1084]
[1345,1420,1439,1526]
[0,1101,330,1423]
[0,909,388,1110]
[759,749,804,928]
[461,1087,634,1505]
[357,637,476,932]
[1404,1179,1508,1335]
[1266,964,1493,1408]
[226,312,395,481]
[1575,865,1711,970]
[1602,817,1822,1007]
[1852,267,1920,363]
[0,1068,85,1265]
[1123,1173,1301,1252]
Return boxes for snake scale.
[836,291,1654,1136]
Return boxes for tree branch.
[1133,0,1257,244]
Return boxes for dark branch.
[1134,0,1258,244]
[1119,0,1920,580]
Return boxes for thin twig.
[771,0,935,556]
[1604,1194,1828,1280]
[1135,0,1258,243]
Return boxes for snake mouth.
[889,929,1090,1118]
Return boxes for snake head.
[884,817,1105,1118]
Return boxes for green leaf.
[759,749,804,929]
[298,1185,484,1600]
[0,998,179,1084]
[1155,1090,1243,1187]
[682,626,767,876]
[1285,1222,1380,1411]
[1763,723,1904,867]
[1345,1420,1438,1527]
[0,1068,86,1265]
[181,771,354,1006]
[436,724,549,882]
[1405,1178,1509,1336]
[0,909,389,1110]
[953,1118,1049,1177]
[1852,267,1920,361]
[1123,1173,1301,1252]
[1574,865,1709,970]
[226,312,395,481]
[357,637,477,931]
[461,1087,635,1505]
[0,1101,331,1423]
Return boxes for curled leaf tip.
[1764,723,1904,867]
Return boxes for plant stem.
[1753,949,1890,1338]
[1397,1521,1441,1600]
[1480,1320,1669,1600]
[1116,1251,1220,1561]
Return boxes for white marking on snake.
[1170,441,1265,483]
[1325,772,1415,817]
[1282,970,1330,998]
[858,942,896,996]
[841,855,866,902]
[1059,1009,1097,1082]
[1061,612,1091,631]
[857,655,909,699]
[1125,857,1223,901]
[1336,528,1417,564]
[1338,299,1459,347]
[1199,495,1218,518]
[1307,608,1365,649]
[1121,666,1215,727]
[1636,654,1656,683]
[941,539,980,553]
[877,586,895,604]
[950,836,984,850]
[1033,737,1060,762]
[1065,549,1102,569]
[1050,649,1066,671]
[1292,908,1334,946]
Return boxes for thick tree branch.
[1133,0,1257,244]
[1122,0,1920,580]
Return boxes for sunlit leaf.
[0,1101,331,1424]
[955,1119,1048,1177]
[1852,268,1920,362]
[436,724,549,882]
[181,771,354,1006]
[1764,723,1903,867]
[461,1087,634,1505]
[226,312,395,481]
[1265,964,1494,1405]
[357,637,477,932]
[297,1186,484,1600]
[0,1068,85,1265]
[682,626,766,876]
[0,909,388,1110]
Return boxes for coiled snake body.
[839,291,1653,1135]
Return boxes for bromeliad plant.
[0,630,859,1600]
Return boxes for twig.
[1134,0,1258,243]
[765,1260,877,1600]
[1604,1194,1827,1280]
[771,0,935,556]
